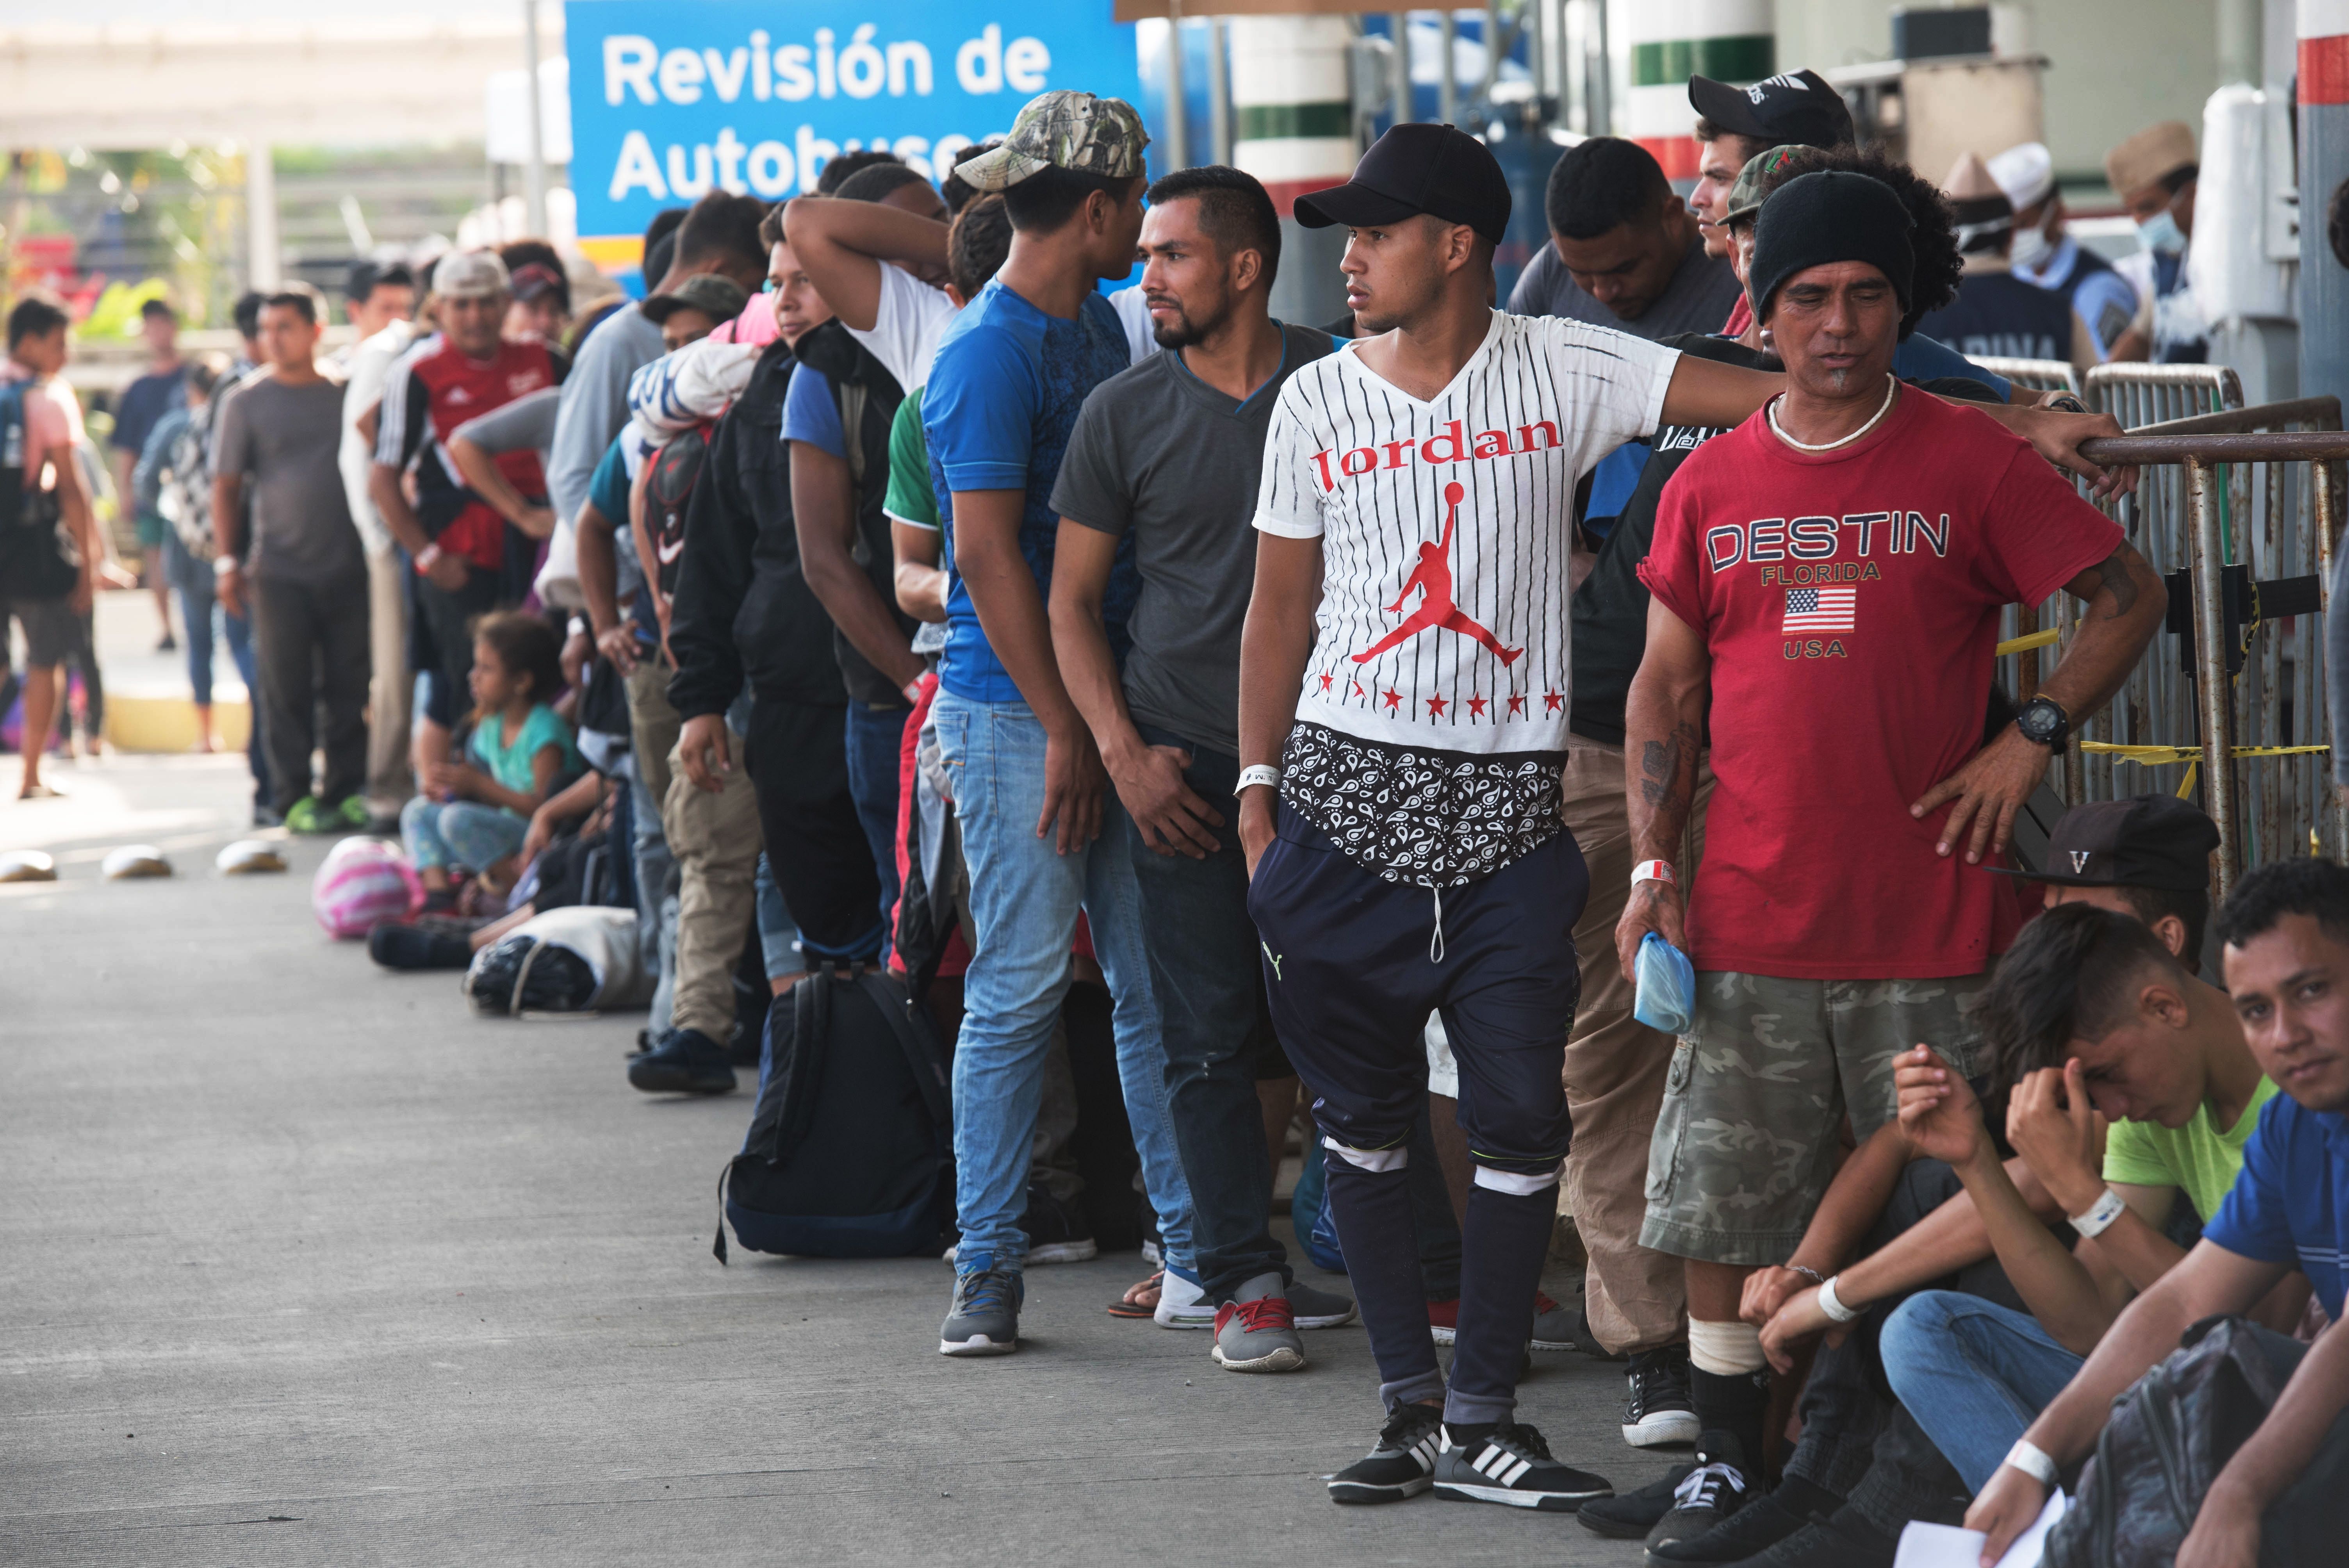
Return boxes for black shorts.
[5,595,76,667]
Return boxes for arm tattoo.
[1636,719,1701,854]
[2082,545,2143,620]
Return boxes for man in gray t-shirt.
[1506,137,1741,341]
[212,285,370,828]
[1047,169,1349,1359]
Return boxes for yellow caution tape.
[1994,628,2063,657]
[2077,742,2331,802]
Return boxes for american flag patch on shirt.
[1782,587,1856,633]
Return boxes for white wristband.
[2002,1438,2058,1487]
[1817,1275,1862,1324]
[1632,859,1676,887]
[1238,764,1281,793]
[2068,1187,2128,1240]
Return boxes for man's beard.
[1151,298,1230,350]
[1824,365,1850,393]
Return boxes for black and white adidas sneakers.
[1431,1421,1615,1511]
[1327,1402,1446,1504]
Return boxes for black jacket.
[667,340,847,719]
[789,320,918,708]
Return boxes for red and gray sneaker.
[1431,1420,1615,1511]
[1211,1274,1304,1373]
[1429,1290,1572,1347]
[1327,1402,1446,1504]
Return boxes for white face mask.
[2136,208,2187,256]
[2008,218,2055,272]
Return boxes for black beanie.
[1747,170,1917,324]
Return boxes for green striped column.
[1229,15,1357,217]
[1626,1,1776,178]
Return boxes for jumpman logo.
[1351,482,1522,666]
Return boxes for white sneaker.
[1153,1264,1216,1328]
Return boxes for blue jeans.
[845,702,909,958]
[930,690,1195,1276]
[1881,1290,2084,1492]
[166,530,266,804]
[402,797,529,873]
[623,750,677,1034]
[754,853,805,980]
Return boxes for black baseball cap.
[1993,795,2219,892]
[1294,122,1511,246]
[1689,69,1856,151]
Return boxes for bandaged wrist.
[2003,1438,2058,1487]
[1817,1275,1863,1324]
[2068,1187,2128,1240]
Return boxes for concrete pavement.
[1,750,1676,1566]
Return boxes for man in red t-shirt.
[369,249,564,772]
[1615,169,2167,1503]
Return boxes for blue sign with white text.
[563,0,1146,256]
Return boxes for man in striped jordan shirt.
[1621,167,2167,1513]
[1232,122,2134,1516]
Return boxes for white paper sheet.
[1892,1490,2067,1568]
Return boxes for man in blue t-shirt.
[1968,858,2349,1565]
[920,90,1198,1359]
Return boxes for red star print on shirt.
[1467,695,1488,718]
[1383,689,1403,711]
[1426,694,1449,717]
[1543,691,1564,713]
[1319,672,1334,692]
[1507,693,1526,716]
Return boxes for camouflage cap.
[1723,145,1812,229]
[956,90,1150,192]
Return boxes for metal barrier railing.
[2012,390,2349,896]
[1971,356,2084,399]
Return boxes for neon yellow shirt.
[2102,1075,2280,1222]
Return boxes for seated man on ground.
[1969,858,2349,1566]
[1878,901,2305,1494]
[1753,796,2227,1356]
[401,610,579,910]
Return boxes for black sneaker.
[367,919,472,970]
[1645,1430,1753,1550]
[1431,1421,1613,1511]
[1022,1182,1098,1264]
[627,1027,738,1095]
[1625,1344,1702,1447]
[1327,1402,1445,1504]
[1648,1485,1827,1564]
[1577,1464,1697,1538]
[1713,1504,1898,1568]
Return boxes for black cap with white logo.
[1688,69,1856,151]
[1294,121,1512,246]
[1993,795,2219,892]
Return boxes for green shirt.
[882,386,936,531]
[468,702,578,810]
[2102,1074,2281,1222]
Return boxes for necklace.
[1767,372,1899,452]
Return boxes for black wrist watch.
[2015,695,2071,749]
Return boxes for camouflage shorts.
[1638,970,1989,1267]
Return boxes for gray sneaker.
[1212,1272,1305,1373]
[1287,1278,1359,1328]
[938,1267,1023,1357]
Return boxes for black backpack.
[714,962,954,1261]
[0,380,76,600]
[2047,1314,2349,1567]
[646,424,713,598]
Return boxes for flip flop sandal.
[1106,1270,1163,1318]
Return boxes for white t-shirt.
[1254,310,1679,758]
[852,262,1157,392]
[850,263,957,392]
